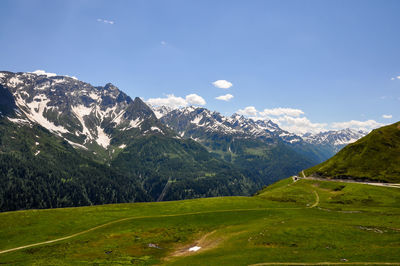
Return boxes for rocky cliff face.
[0,71,171,151]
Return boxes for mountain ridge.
[152,105,367,150]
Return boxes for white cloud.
[237,106,321,134]
[97,18,114,25]
[215,94,234,101]
[146,94,206,109]
[331,120,384,131]
[146,95,187,109]
[212,80,233,89]
[273,115,327,134]
[236,106,384,134]
[390,76,400,80]
[161,41,167,45]
[382,114,392,119]
[31,70,57,77]
[260,107,304,117]
[186,94,206,105]
[237,106,258,117]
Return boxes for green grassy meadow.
[0,178,399,265]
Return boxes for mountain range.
[152,105,366,155]
[0,71,368,211]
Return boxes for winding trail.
[308,190,320,208]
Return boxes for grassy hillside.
[304,122,400,183]
[0,178,399,265]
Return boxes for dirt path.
[308,190,320,208]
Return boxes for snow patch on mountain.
[151,126,162,133]
[1,71,169,151]
[14,93,69,135]
[7,117,31,126]
[8,77,24,88]
[96,126,111,148]
[71,105,93,141]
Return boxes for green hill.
[0,178,399,265]
[304,122,400,183]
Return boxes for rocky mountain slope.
[0,71,171,156]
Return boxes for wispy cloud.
[146,94,206,109]
[215,94,234,101]
[161,41,167,46]
[97,18,115,25]
[382,114,392,119]
[212,80,233,89]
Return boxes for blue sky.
[1,0,399,133]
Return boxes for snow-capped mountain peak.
[0,71,169,150]
[154,105,301,143]
[152,105,367,151]
[302,128,368,151]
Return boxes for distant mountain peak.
[302,128,368,151]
